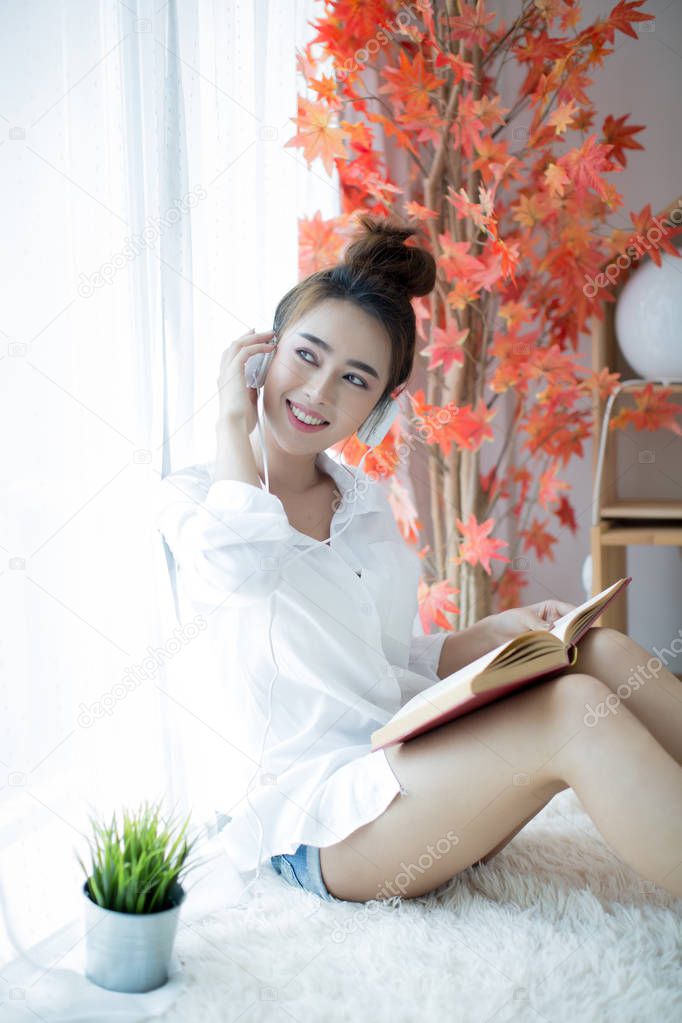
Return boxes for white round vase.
[615,250,682,379]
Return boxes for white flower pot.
[615,251,682,379]
[82,879,185,993]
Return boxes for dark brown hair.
[272,213,437,437]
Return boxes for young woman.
[158,216,682,905]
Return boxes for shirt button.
[360,602,371,615]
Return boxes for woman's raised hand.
[216,328,276,434]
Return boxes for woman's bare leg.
[563,626,682,764]
[474,625,682,866]
[319,673,682,902]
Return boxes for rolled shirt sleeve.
[407,629,448,683]
[155,467,298,610]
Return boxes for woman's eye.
[295,349,367,388]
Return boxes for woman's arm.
[434,619,499,679]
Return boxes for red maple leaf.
[554,495,578,534]
[521,518,558,561]
[603,1,655,43]
[538,464,570,510]
[417,578,460,632]
[627,203,682,266]
[452,513,510,575]
[601,113,645,168]
[557,134,621,201]
[492,567,527,611]
[447,0,497,50]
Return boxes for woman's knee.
[547,671,614,729]
[577,626,629,659]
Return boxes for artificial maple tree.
[286,0,682,630]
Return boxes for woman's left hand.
[481,599,578,647]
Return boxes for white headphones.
[239,333,399,894]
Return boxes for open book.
[371,576,631,751]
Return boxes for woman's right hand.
[216,328,276,434]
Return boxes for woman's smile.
[285,397,330,432]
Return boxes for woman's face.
[262,298,393,449]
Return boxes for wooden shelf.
[601,500,682,520]
[589,193,682,632]
[599,523,682,546]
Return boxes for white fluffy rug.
[157,789,682,1023]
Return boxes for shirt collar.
[316,448,386,519]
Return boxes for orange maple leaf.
[498,301,536,330]
[511,192,552,229]
[557,134,620,201]
[609,383,682,436]
[446,185,494,233]
[421,324,468,373]
[310,74,341,107]
[583,367,621,402]
[437,233,487,280]
[379,49,444,107]
[544,161,571,198]
[446,278,481,311]
[298,212,349,275]
[538,464,570,510]
[285,96,348,175]
[386,475,421,545]
[548,99,579,135]
[429,45,476,85]
[452,91,486,159]
[454,398,497,450]
[404,200,439,222]
[452,513,510,575]
[365,111,423,161]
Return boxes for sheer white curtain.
[0,0,336,963]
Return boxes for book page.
[389,629,557,726]
[550,577,630,645]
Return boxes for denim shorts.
[271,843,344,903]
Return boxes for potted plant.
[76,798,200,993]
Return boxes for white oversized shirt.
[155,448,447,875]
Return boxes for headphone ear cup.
[245,348,276,389]
[356,397,399,447]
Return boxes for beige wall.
[375,1,682,667]
[492,0,682,669]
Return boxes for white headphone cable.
[241,384,373,899]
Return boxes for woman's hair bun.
[342,213,437,298]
